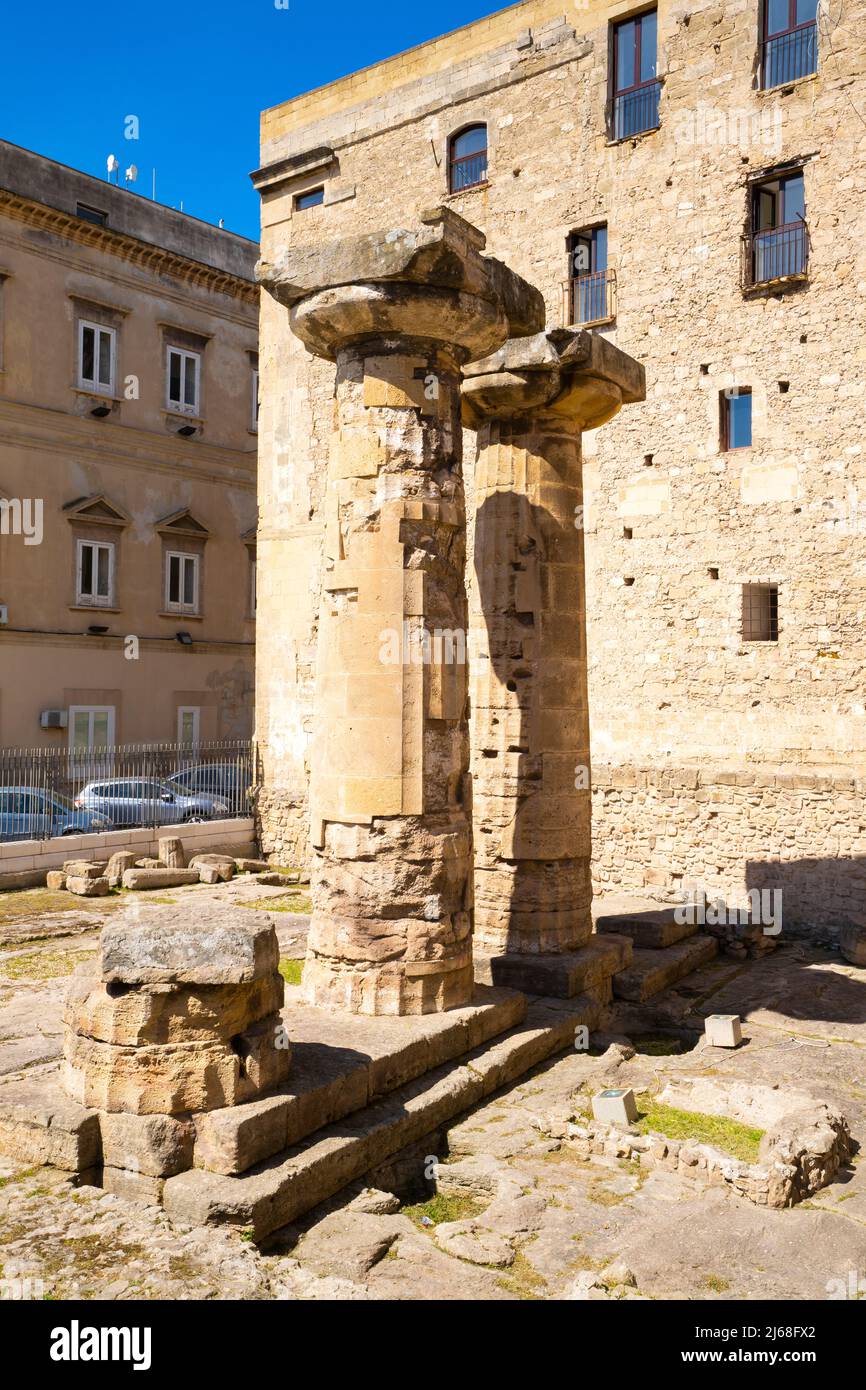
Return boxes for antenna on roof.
[106,153,119,184]
[124,164,138,186]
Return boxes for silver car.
[75,777,229,829]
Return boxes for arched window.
[448,125,488,193]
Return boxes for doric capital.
[258,206,544,363]
[462,327,646,430]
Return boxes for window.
[762,0,818,89]
[721,389,752,450]
[76,203,108,226]
[294,187,324,211]
[177,706,200,747]
[78,320,115,395]
[76,538,114,606]
[68,706,115,750]
[166,346,200,415]
[250,554,257,615]
[610,10,660,139]
[742,583,779,642]
[165,551,199,614]
[747,170,808,285]
[568,226,615,326]
[448,125,488,192]
[251,368,259,431]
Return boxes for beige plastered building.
[253,0,866,926]
[0,140,259,751]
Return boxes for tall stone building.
[254,0,866,927]
[0,141,259,750]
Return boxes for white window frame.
[166,346,201,416]
[78,319,116,396]
[68,705,116,751]
[165,550,200,614]
[76,538,115,607]
[251,368,259,432]
[177,706,201,747]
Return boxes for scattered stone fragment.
[158,837,187,869]
[433,1220,515,1268]
[101,907,280,984]
[46,871,68,891]
[66,876,111,898]
[121,868,201,892]
[189,854,236,882]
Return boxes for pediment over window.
[63,494,130,527]
[156,507,210,539]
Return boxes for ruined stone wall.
[256,0,866,915]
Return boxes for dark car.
[0,787,111,842]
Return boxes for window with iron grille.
[448,125,488,192]
[567,226,615,326]
[745,169,808,287]
[609,10,661,140]
[742,583,779,641]
[761,0,818,90]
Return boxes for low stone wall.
[252,786,308,869]
[592,764,866,933]
[0,817,257,887]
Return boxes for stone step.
[474,934,633,998]
[161,994,603,1241]
[611,934,718,1003]
[594,894,698,949]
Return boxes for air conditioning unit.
[40,709,68,730]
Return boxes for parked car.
[166,763,250,816]
[75,778,229,828]
[0,787,111,842]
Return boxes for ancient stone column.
[259,207,543,1015]
[462,329,645,995]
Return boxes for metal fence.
[564,269,617,328]
[761,24,817,90]
[742,220,810,289]
[607,81,662,141]
[0,739,254,842]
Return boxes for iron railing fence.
[606,80,662,140]
[563,269,617,328]
[742,220,810,289]
[761,23,818,89]
[0,739,253,842]
[449,149,488,192]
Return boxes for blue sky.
[0,0,506,242]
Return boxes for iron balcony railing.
[0,739,253,842]
[742,220,810,289]
[761,23,818,89]
[449,150,488,193]
[563,269,617,328]
[607,80,662,140]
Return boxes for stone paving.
[1,878,865,1301]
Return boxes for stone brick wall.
[256,0,866,922]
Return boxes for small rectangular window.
[567,226,614,326]
[251,369,259,431]
[166,347,200,415]
[166,551,200,614]
[610,10,660,139]
[294,188,324,211]
[721,389,752,450]
[742,583,779,642]
[76,203,108,226]
[76,539,114,606]
[762,0,818,89]
[250,554,257,615]
[78,320,115,395]
[177,706,200,747]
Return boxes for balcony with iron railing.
[448,149,488,193]
[742,220,809,290]
[606,81,662,141]
[761,22,817,89]
[563,269,617,328]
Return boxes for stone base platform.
[474,935,633,999]
[612,935,718,1002]
[594,895,699,950]
[0,986,603,1241]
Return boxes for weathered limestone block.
[121,868,201,891]
[64,966,284,1046]
[101,1166,166,1205]
[188,853,236,881]
[194,1094,290,1176]
[236,858,269,873]
[0,1078,100,1171]
[259,205,543,1015]
[105,851,137,886]
[63,860,108,879]
[462,329,645,960]
[839,922,866,966]
[158,837,186,869]
[98,1110,195,1177]
[100,907,280,985]
[67,875,111,898]
[198,866,221,884]
[135,858,163,869]
[62,1016,289,1115]
[46,870,68,891]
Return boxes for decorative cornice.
[0,191,259,306]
